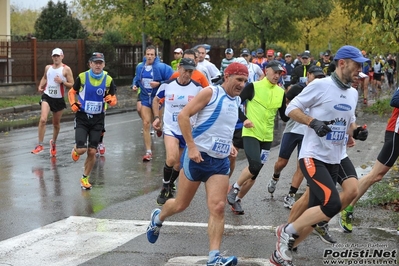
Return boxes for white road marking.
[0,216,396,266]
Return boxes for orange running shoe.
[80,176,92,190]
[49,139,57,157]
[31,145,44,154]
[71,148,80,162]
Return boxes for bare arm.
[287,108,313,126]
[38,65,51,92]
[62,66,74,88]
[152,96,161,130]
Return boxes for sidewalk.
[0,86,137,124]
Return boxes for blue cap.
[334,45,368,63]
[256,48,264,54]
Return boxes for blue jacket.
[132,57,173,91]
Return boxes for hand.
[104,95,117,106]
[243,119,254,128]
[54,75,63,84]
[152,118,161,130]
[230,146,238,158]
[353,126,368,141]
[188,146,204,163]
[71,102,81,112]
[309,119,332,137]
[132,85,138,91]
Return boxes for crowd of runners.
[30,44,398,266]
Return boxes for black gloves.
[353,126,368,141]
[309,119,332,137]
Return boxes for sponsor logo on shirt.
[334,104,351,111]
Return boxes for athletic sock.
[288,186,298,195]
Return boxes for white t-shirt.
[156,79,202,135]
[198,60,221,81]
[286,77,358,164]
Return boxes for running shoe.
[275,224,296,261]
[283,194,296,209]
[227,186,239,205]
[270,250,296,266]
[339,209,353,233]
[363,98,367,105]
[31,145,44,154]
[98,143,105,156]
[313,222,337,244]
[80,176,92,190]
[268,178,279,194]
[150,129,155,135]
[156,187,171,206]
[156,130,163,137]
[71,148,80,162]
[49,139,57,157]
[170,182,177,192]
[143,152,152,162]
[231,199,244,215]
[146,208,162,244]
[207,253,238,266]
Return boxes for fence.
[0,36,143,85]
[0,35,243,85]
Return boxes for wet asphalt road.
[0,110,398,265]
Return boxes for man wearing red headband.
[146,62,248,266]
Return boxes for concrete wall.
[0,0,10,37]
[0,82,37,96]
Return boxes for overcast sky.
[12,0,73,10]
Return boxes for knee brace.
[249,161,263,180]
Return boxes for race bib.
[209,137,231,158]
[47,85,58,95]
[172,112,179,122]
[142,78,153,89]
[85,101,102,114]
[299,77,308,83]
[326,125,346,145]
[260,149,270,164]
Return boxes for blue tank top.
[78,72,107,114]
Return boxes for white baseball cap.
[52,48,63,56]
[174,48,183,53]
[205,54,210,60]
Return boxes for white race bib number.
[209,137,231,158]
[142,78,153,89]
[326,125,345,145]
[260,149,270,164]
[85,101,102,114]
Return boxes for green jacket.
[242,78,285,141]
[171,59,181,71]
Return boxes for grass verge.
[0,95,42,108]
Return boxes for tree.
[338,0,399,53]
[227,0,334,51]
[34,1,88,40]
[75,0,229,64]
[10,6,40,37]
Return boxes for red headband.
[224,62,248,77]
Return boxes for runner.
[31,48,74,156]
